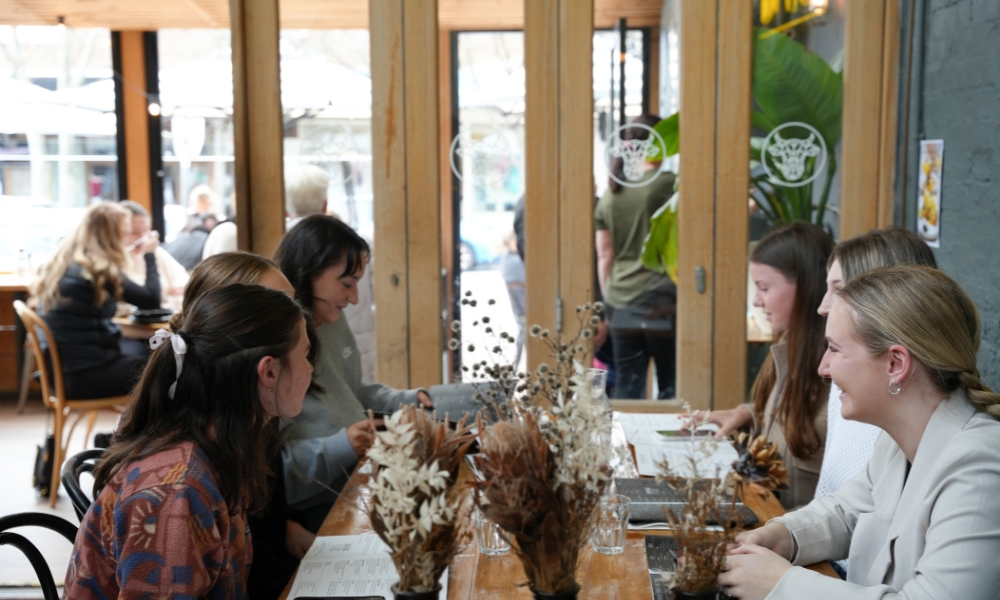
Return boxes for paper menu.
[633,443,738,478]
[289,534,448,600]
[614,412,718,440]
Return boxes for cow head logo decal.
[604,123,667,189]
[760,122,827,188]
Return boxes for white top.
[201,221,238,260]
[814,381,882,499]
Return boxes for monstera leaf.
[645,112,680,162]
[642,189,680,282]
[752,27,843,151]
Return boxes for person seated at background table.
[31,201,161,399]
[119,200,189,302]
[64,284,312,600]
[814,227,937,504]
[170,251,316,600]
[274,215,433,531]
[720,266,1000,600]
[695,222,833,508]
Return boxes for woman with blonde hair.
[32,201,161,399]
[721,266,1000,599]
[814,227,937,501]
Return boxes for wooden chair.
[13,300,127,507]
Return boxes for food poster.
[917,140,944,248]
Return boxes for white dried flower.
[529,324,542,337]
[451,321,461,332]
[448,338,460,350]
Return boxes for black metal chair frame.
[61,448,106,523]
[0,512,79,600]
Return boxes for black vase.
[531,587,580,600]
[671,589,719,600]
[390,583,442,600]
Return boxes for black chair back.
[0,513,79,600]
[61,448,106,522]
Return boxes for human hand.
[346,419,382,457]
[734,521,794,560]
[680,406,753,440]
[594,320,609,348]
[140,231,160,254]
[717,543,793,600]
[416,390,433,408]
[285,519,316,559]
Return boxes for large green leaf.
[642,191,679,283]
[753,27,843,149]
[646,112,680,162]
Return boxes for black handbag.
[33,433,55,498]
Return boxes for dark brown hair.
[831,226,937,282]
[749,221,833,459]
[170,252,279,331]
[608,113,662,194]
[95,283,306,514]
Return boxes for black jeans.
[61,340,149,399]
[608,294,676,400]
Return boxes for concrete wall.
[900,0,1000,386]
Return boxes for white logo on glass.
[300,125,365,186]
[449,129,514,186]
[605,123,666,188]
[760,122,827,188]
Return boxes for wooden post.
[877,0,901,228]
[118,32,152,211]
[370,0,442,388]
[713,3,752,409]
[229,0,285,257]
[676,0,717,410]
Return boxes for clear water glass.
[474,508,510,556]
[587,367,611,412]
[591,494,630,555]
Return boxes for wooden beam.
[118,31,152,211]
[370,0,410,388]
[676,0,717,410]
[647,27,660,115]
[713,1,751,410]
[877,0,901,228]
[403,0,442,388]
[524,0,560,373]
[558,0,594,342]
[841,0,886,239]
[229,0,285,256]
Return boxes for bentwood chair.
[61,448,106,522]
[0,512,79,600]
[13,301,127,507]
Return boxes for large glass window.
[0,25,117,269]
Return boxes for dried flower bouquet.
[366,405,476,594]
[465,301,615,596]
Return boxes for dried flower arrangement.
[459,299,614,597]
[731,431,788,496]
[366,405,477,596]
[655,407,743,595]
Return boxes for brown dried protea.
[731,431,788,491]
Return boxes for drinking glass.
[591,494,630,555]
[474,508,510,556]
[587,367,611,411]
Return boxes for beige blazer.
[769,390,1000,599]
[759,342,827,509]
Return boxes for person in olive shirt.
[595,114,676,400]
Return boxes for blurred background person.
[120,200,189,305]
[31,201,161,399]
[164,185,221,270]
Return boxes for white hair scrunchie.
[149,329,188,399]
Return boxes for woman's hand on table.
[718,542,792,600]
[416,390,433,408]
[347,419,383,457]
[681,405,753,440]
[285,519,316,560]
[734,521,795,559]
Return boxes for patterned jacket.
[65,442,251,600]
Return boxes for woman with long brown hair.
[699,221,833,508]
[64,284,312,600]
[722,266,1000,599]
[32,201,162,399]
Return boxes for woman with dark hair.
[274,214,432,530]
[64,284,313,600]
[595,113,678,399]
[698,221,834,508]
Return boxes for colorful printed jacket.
[65,441,252,600]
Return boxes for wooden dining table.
[278,461,836,600]
[112,316,171,339]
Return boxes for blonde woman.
[32,201,161,399]
[721,266,1000,599]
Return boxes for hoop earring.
[888,380,902,395]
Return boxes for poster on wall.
[917,139,944,248]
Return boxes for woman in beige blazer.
[698,222,833,508]
[720,266,1000,600]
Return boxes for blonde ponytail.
[959,371,1000,420]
